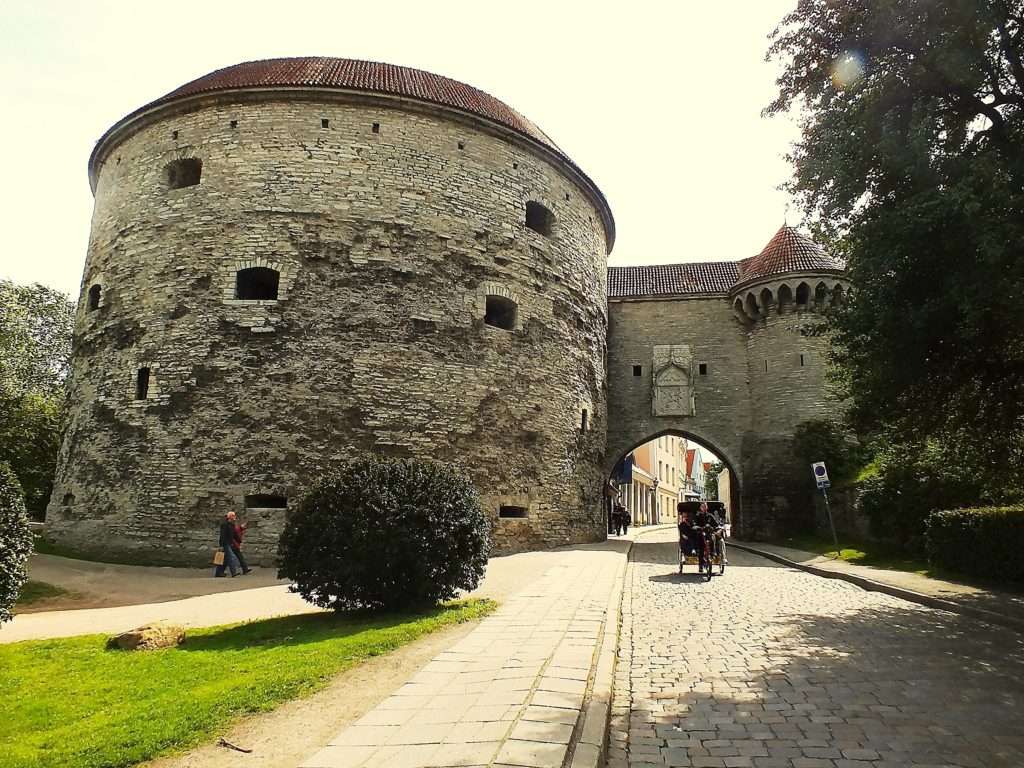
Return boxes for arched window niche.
[165,158,202,189]
[235,267,280,301]
[525,200,555,238]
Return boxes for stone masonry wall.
[606,296,750,484]
[607,285,843,539]
[47,94,610,565]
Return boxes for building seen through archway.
[609,433,733,530]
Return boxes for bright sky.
[0,0,801,298]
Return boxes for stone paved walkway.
[732,541,1024,628]
[303,543,627,768]
[608,527,1024,768]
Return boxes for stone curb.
[729,541,1024,634]
[567,527,669,768]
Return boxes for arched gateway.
[606,226,847,538]
[46,56,847,565]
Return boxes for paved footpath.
[608,527,1024,768]
[303,541,628,768]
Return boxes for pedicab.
[677,500,728,581]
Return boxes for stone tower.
[46,57,615,564]
[606,226,848,537]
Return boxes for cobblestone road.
[608,528,1024,768]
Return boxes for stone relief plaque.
[652,345,695,417]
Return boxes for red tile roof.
[738,226,844,284]
[152,57,561,155]
[607,227,844,299]
[607,262,740,298]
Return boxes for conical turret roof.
[737,226,843,284]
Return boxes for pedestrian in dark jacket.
[230,512,252,575]
[214,512,241,577]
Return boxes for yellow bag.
[212,549,225,566]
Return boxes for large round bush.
[0,461,33,623]
[278,458,491,610]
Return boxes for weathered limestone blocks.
[46,59,614,565]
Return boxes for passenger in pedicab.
[677,504,697,560]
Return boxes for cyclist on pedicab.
[693,501,724,569]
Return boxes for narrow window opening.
[632,365,642,377]
[245,494,287,509]
[165,158,202,189]
[525,201,555,237]
[135,367,150,400]
[321,118,329,129]
[800,354,805,367]
[172,130,178,140]
[87,284,101,312]
[372,122,380,133]
[512,162,518,169]
[499,505,528,519]
[235,267,280,300]
[698,363,707,376]
[230,120,238,129]
[484,295,517,330]
[564,193,570,201]
[764,359,769,373]
[457,141,465,150]
[581,409,589,431]
[116,156,121,165]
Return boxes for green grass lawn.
[0,599,495,768]
[15,580,69,607]
[770,533,930,575]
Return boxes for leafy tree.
[767,1,1024,471]
[278,458,491,611]
[0,280,75,398]
[791,419,866,488]
[704,462,724,500]
[0,280,74,516]
[0,462,33,624]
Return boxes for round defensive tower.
[731,226,849,536]
[46,57,615,564]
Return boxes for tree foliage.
[0,280,74,516]
[767,0,1024,470]
[278,458,491,611]
[0,462,34,624]
[791,419,866,488]
[0,280,75,399]
[704,461,725,500]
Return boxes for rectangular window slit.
[321,118,329,128]
[581,409,589,431]
[764,359,769,372]
[800,354,805,367]
[135,367,150,400]
[499,505,528,519]
[171,130,178,140]
[458,141,465,150]
[245,494,287,509]
[632,365,642,377]
[230,120,238,129]
[698,363,707,376]
[372,122,380,133]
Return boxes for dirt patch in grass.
[15,580,72,609]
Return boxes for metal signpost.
[812,461,841,558]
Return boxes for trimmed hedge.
[0,461,34,623]
[926,506,1024,582]
[278,457,491,611]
